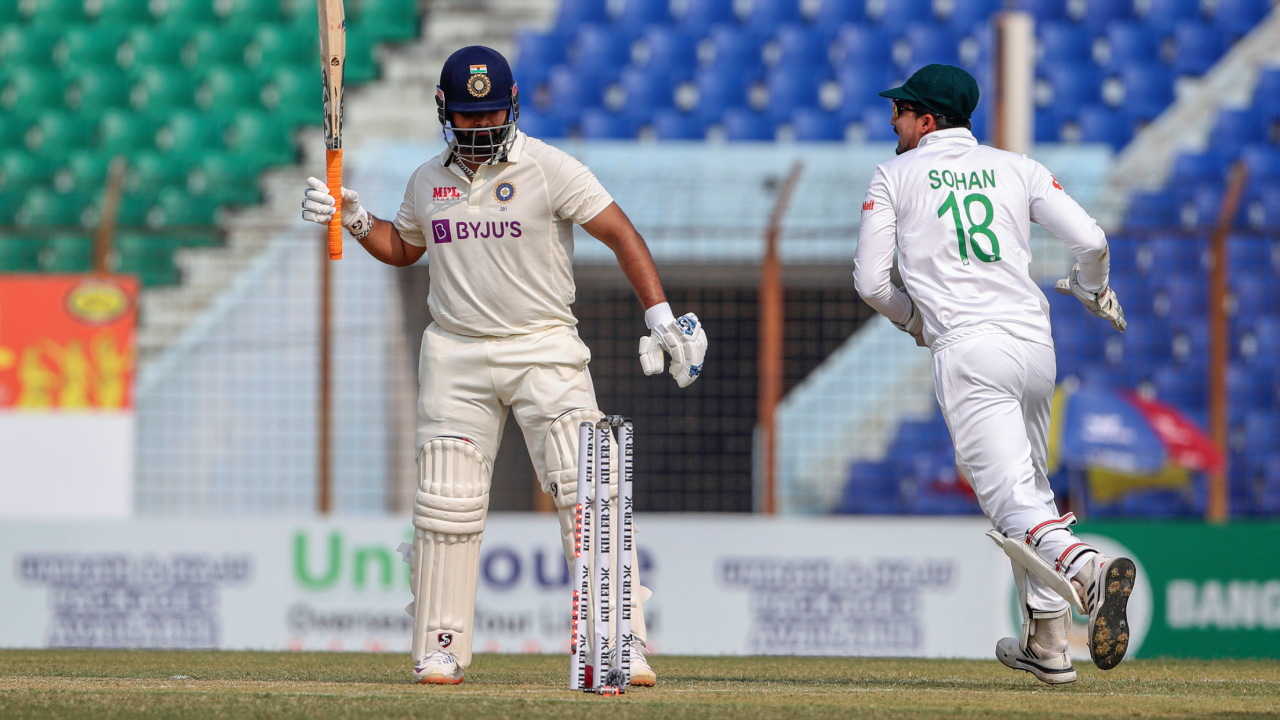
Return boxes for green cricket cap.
[879,64,980,120]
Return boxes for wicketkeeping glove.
[1055,263,1127,333]
[639,312,708,388]
[302,176,371,235]
[892,294,927,347]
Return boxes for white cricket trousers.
[932,330,1075,613]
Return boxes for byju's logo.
[432,220,452,244]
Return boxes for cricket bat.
[318,0,346,260]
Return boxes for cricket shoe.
[1071,554,1137,670]
[996,607,1077,685]
[413,650,464,685]
[627,641,656,687]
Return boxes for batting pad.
[543,408,607,510]
[409,437,492,668]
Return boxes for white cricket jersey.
[854,128,1110,351]
[394,130,614,338]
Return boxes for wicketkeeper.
[302,46,707,685]
[854,64,1135,684]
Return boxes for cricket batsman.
[854,64,1135,684]
[301,46,707,685]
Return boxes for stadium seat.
[1119,320,1175,362]
[259,66,318,126]
[1078,0,1136,33]
[1213,0,1271,38]
[651,109,705,139]
[1171,321,1210,367]
[1140,235,1205,276]
[556,0,608,31]
[1154,364,1208,411]
[1126,191,1178,230]
[60,150,113,192]
[0,238,46,272]
[791,107,843,141]
[215,0,285,26]
[65,68,132,113]
[55,26,129,71]
[130,67,198,113]
[128,151,193,191]
[837,461,900,514]
[148,187,217,228]
[1172,21,1227,76]
[16,188,88,228]
[635,27,698,82]
[0,193,23,226]
[1253,319,1280,367]
[835,65,897,123]
[1013,0,1068,21]
[1229,363,1272,412]
[1233,275,1280,321]
[1142,0,1204,35]
[1037,22,1093,67]
[1253,68,1280,116]
[1247,186,1280,232]
[515,111,569,138]
[569,24,634,80]
[767,25,829,70]
[871,0,934,34]
[28,113,97,156]
[1035,107,1066,142]
[1156,274,1209,319]
[116,27,188,72]
[1169,151,1229,189]
[0,26,60,68]
[2,152,57,189]
[701,26,767,77]
[545,64,611,119]
[2,69,66,114]
[19,0,88,26]
[183,27,254,73]
[1102,23,1161,71]
[613,66,676,124]
[692,66,754,122]
[1077,105,1133,151]
[1212,108,1269,158]
[861,103,898,141]
[154,110,228,155]
[43,235,93,272]
[245,25,316,71]
[612,0,671,28]
[1040,65,1103,111]
[901,24,961,73]
[98,110,164,154]
[722,108,774,141]
[580,108,638,139]
[187,154,263,206]
[943,0,1002,30]
[113,234,180,286]
[812,0,865,26]
[744,0,803,33]
[348,0,421,40]
[1117,64,1176,115]
[1227,233,1276,275]
[154,0,218,26]
[197,66,264,113]
[833,25,895,71]
[764,64,825,123]
[677,0,735,35]
[514,30,570,90]
[224,111,295,166]
[92,0,152,24]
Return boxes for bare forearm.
[582,202,666,309]
[357,216,425,267]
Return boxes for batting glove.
[303,176,370,235]
[1055,263,1127,333]
[639,303,707,388]
[892,294,927,348]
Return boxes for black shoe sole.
[1089,557,1136,670]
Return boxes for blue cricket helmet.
[436,47,521,165]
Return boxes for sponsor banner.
[1,517,1274,658]
[0,275,138,518]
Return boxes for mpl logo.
[433,187,461,201]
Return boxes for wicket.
[570,416,634,694]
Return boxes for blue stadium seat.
[792,107,843,140]
[1242,411,1278,464]
[1078,105,1133,151]
[1248,186,1280,232]
[1227,233,1275,276]
[701,26,766,77]
[768,25,829,69]
[1118,64,1176,115]
[1119,321,1174,362]
[1079,0,1136,33]
[745,0,802,32]
[513,30,569,90]
[1170,321,1210,367]
[1041,65,1103,111]
[1253,68,1280,116]
[1037,22,1093,66]
[1234,275,1279,323]
[943,0,1002,30]
[1034,107,1065,142]
[836,65,898,122]
[861,103,898,141]
[812,0,865,26]
[1107,236,1139,273]
[612,0,671,28]
[1126,191,1178,229]
[614,66,675,123]
[1156,274,1209,319]
[901,24,961,73]
[1172,21,1227,76]
[1213,0,1271,38]
[1230,363,1272,412]
[1169,150,1229,189]
[677,0,735,34]
[637,27,699,81]
[1253,319,1280,368]
[1013,0,1068,21]
[569,25,632,79]
[1139,236,1205,276]
[579,107,638,138]
[721,108,774,140]
[1104,23,1161,71]
[1142,0,1204,35]
[837,461,900,514]
[872,0,935,34]
[833,24,895,70]
[1155,364,1207,411]
[1242,146,1280,190]
[764,63,825,123]
[556,0,608,31]
[545,64,609,118]
[692,66,753,122]
[1209,108,1267,158]
[651,108,705,139]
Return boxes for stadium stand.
[0,0,423,285]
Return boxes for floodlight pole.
[1207,161,1248,523]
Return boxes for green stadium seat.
[131,67,198,112]
[225,110,295,165]
[128,150,197,189]
[149,187,218,227]
[98,110,164,153]
[260,66,319,125]
[0,26,60,67]
[119,27,190,70]
[0,192,22,224]
[154,0,218,27]
[61,150,115,192]
[0,115,31,154]
[43,235,93,272]
[27,113,98,155]
[65,68,133,113]
[0,3,19,22]
[216,0,286,27]
[113,234,179,286]
[91,0,154,24]
[349,0,419,40]
[155,110,231,152]
[2,151,57,189]
[245,25,317,71]
[0,238,46,272]
[182,27,254,72]
[196,66,262,111]
[343,27,383,85]
[2,69,67,114]
[116,191,156,226]
[188,153,264,206]
[54,25,130,71]
[16,188,90,228]
[19,0,89,27]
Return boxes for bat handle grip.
[326,148,343,260]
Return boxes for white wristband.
[644,302,675,331]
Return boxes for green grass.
[1,651,1278,719]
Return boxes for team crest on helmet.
[494,181,516,203]
[467,72,492,98]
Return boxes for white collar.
[917,128,978,148]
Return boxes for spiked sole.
[414,672,465,685]
[1089,557,1136,670]
[997,655,1078,685]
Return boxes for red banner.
[0,275,138,410]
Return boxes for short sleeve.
[394,167,427,247]
[544,151,614,225]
